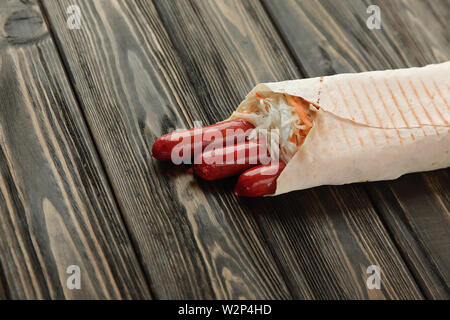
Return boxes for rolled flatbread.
[230,62,450,195]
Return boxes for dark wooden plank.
[0,0,151,299]
[151,0,423,299]
[41,0,292,299]
[0,269,6,299]
[369,170,450,299]
[263,0,449,298]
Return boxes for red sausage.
[193,139,270,181]
[152,119,254,161]
[234,161,286,197]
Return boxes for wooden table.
[0,0,448,300]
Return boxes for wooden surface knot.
[3,8,48,45]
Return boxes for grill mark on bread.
[370,77,403,145]
[408,79,440,136]
[348,81,376,145]
[316,76,324,104]
[327,89,353,150]
[361,82,390,144]
[432,79,449,111]
[396,78,427,137]
[335,83,355,120]
[336,83,364,147]
[420,79,448,125]
[383,78,415,141]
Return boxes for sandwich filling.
[231,93,318,163]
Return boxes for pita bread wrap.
[230,62,450,195]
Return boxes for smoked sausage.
[193,139,270,181]
[151,119,254,162]
[234,161,286,197]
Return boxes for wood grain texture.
[263,0,449,298]
[0,0,151,299]
[369,170,450,299]
[151,0,421,299]
[41,0,291,299]
[0,268,6,299]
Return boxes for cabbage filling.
[232,93,318,163]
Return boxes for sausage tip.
[234,161,285,197]
[151,138,170,161]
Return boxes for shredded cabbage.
[232,93,314,162]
